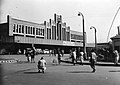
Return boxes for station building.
[0,14,94,54]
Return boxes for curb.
[0,59,20,64]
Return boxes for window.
[49,29,51,39]
[36,28,38,35]
[41,29,43,35]
[71,34,83,41]
[38,28,40,35]
[33,27,35,35]
[26,26,28,34]
[13,24,24,34]
[40,29,42,35]
[47,28,51,39]
[16,24,19,33]
[22,25,24,33]
[19,25,21,33]
[13,24,16,32]
[30,27,32,34]
[43,29,44,36]
[28,26,30,34]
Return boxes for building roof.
[111,34,120,40]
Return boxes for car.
[36,49,43,54]
[43,49,49,54]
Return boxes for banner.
[63,41,75,46]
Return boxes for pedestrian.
[37,57,47,73]
[89,49,97,72]
[17,49,21,54]
[61,49,64,57]
[30,46,36,63]
[113,50,119,65]
[25,48,31,62]
[52,58,58,65]
[76,48,80,63]
[71,48,76,65]
[57,48,62,64]
[80,49,84,65]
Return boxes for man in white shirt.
[80,51,84,65]
[38,57,47,73]
[113,50,119,65]
[90,49,97,72]
[71,48,76,65]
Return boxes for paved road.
[1,54,120,85]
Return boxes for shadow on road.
[24,71,40,74]
[16,61,31,64]
[61,60,120,67]
[67,71,93,73]
[96,63,120,67]
[109,70,120,72]
[61,64,76,66]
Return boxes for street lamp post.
[90,26,97,50]
[78,12,86,59]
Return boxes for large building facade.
[0,14,93,54]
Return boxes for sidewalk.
[62,58,120,67]
[0,54,120,67]
[0,55,21,64]
[0,54,56,64]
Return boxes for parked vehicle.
[43,49,49,54]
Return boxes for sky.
[1,0,120,43]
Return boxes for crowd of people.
[24,46,36,63]
[69,48,97,72]
[23,46,119,73]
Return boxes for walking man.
[72,48,76,65]
[30,46,36,63]
[25,48,31,62]
[57,48,62,64]
[76,48,80,63]
[113,50,119,65]
[89,49,97,72]
[80,50,84,65]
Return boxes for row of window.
[12,24,82,41]
[13,24,24,34]
[13,24,44,36]
[71,34,83,40]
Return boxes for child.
[37,57,47,73]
